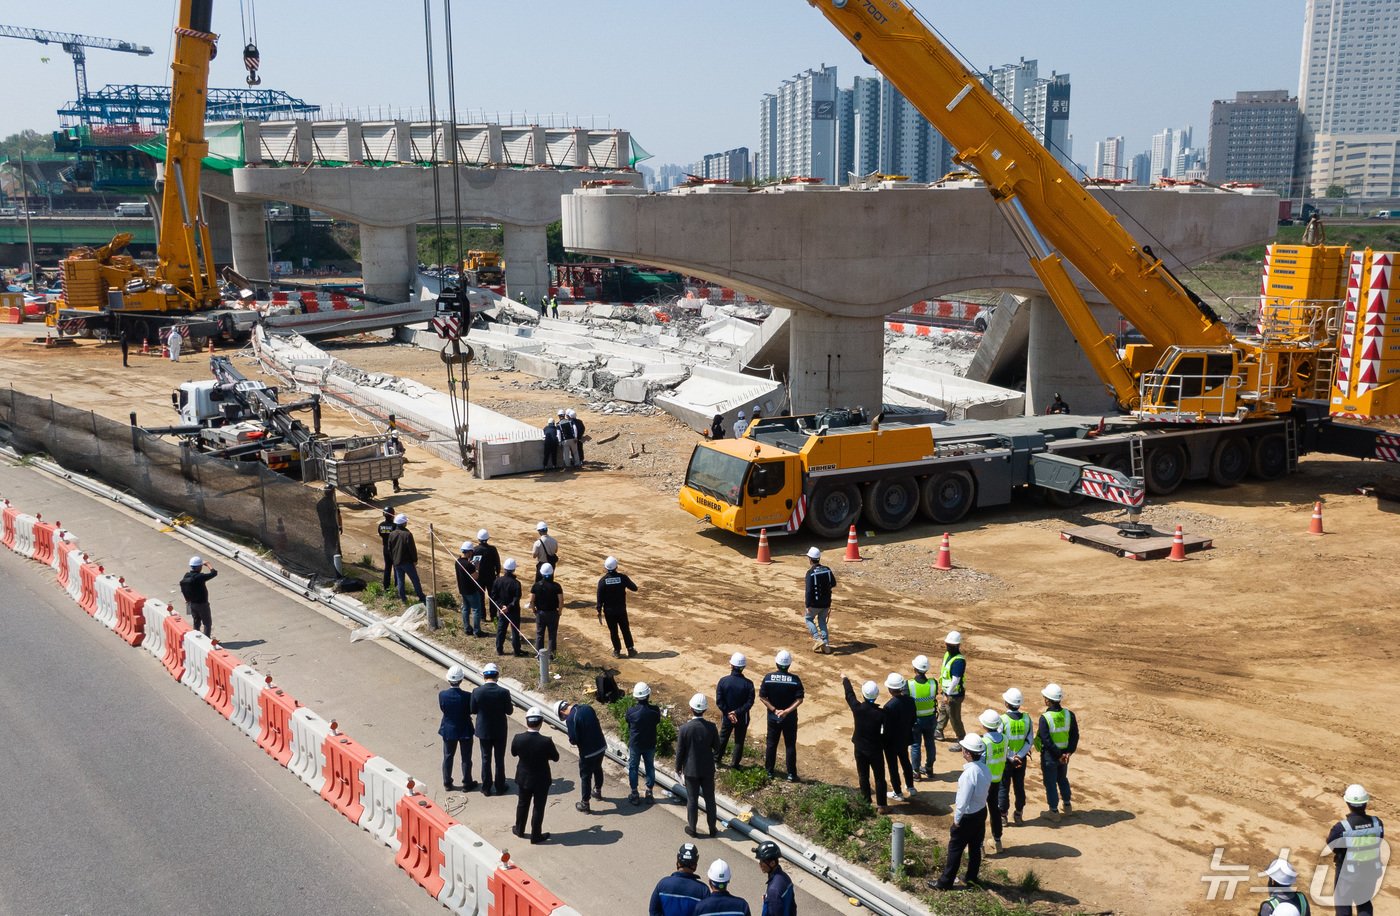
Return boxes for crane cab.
[1137,347,1242,421]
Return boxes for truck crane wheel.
[920,471,975,524]
[1249,433,1289,480]
[863,477,919,531]
[1208,437,1249,486]
[807,482,864,539]
[1144,445,1187,495]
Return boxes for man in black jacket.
[882,673,917,802]
[439,665,477,791]
[473,530,501,624]
[529,563,563,655]
[760,651,804,782]
[470,662,513,795]
[492,558,524,657]
[386,513,427,604]
[559,699,608,813]
[179,555,219,637]
[376,507,396,591]
[626,681,662,805]
[842,674,890,813]
[455,542,486,637]
[803,546,836,654]
[715,652,754,769]
[596,556,639,658]
[510,706,559,844]
[675,693,720,838]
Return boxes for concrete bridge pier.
[503,223,549,304]
[789,312,885,414]
[1025,296,1119,417]
[359,224,416,302]
[228,200,270,279]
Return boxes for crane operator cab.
[1136,346,1243,421]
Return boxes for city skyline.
[2,1,1302,171]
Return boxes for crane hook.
[243,42,261,86]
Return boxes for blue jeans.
[1042,754,1071,811]
[804,606,829,644]
[461,591,483,633]
[394,563,426,603]
[910,715,938,773]
[628,745,655,792]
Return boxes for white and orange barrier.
[180,630,214,698]
[93,573,123,630]
[395,791,455,897]
[359,756,414,851]
[321,732,371,823]
[257,679,302,766]
[13,512,36,558]
[438,823,501,915]
[63,549,86,603]
[205,644,239,719]
[287,707,333,793]
[229,665,266,739]
[113,584,146,647]
[142,602,173,661]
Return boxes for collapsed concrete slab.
[884,359,1024,420]
[654,365,787,433]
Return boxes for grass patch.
[604,694,678,756]
[719,764,771,796]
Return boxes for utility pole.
[18,149,37,291]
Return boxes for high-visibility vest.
[1039,708,1073,751]
[1341,817,1385,868]
[939,652,965,695]
[908,678,938,718]
[1264,893,1310,916]
[1001,711,1031,753]
[982,731,1007,782]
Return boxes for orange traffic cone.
[206,336,215,354]
[161,341,169,358]
[1168,524,1188,561]
[141,337,150,355]
[1309,501,1325,535]
[755,528,774,565]
[843,525,864,562]
[933,533,953,570]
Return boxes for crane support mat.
[1059,523,1213,561]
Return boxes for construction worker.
[455,542,486,637]
[882,673,916,802]
[716,653,754,768]
[549,295,559,319]
[760,650,804,782]
[1257,858,1310,916]
[935,631,967,744]
[376,507,397,591]
[471,662,513,795]
[998,688,1033,826]
[693,860,750,916]
[649,843,709,916]
[841,675,890,813]
[978,709,1007,853]
[1046,392,1070,415]
[751,404,763,423]
[387,430,405,492]
[438,665,477,791]
[732,410,747,439]
[627,682,661,805]
[166,325,182,362]
[754,841,795,916]
[473,530,501,624]
[387,513,427,604]
[518,291,528,305]
[559,699,607,813]
[1326,784,1385,915]
[803,546,836,654]
[908,655,938,779]
[560,409,582,468]
[931,735,991,891]
[179,556,219,637]
[510,706,559,844]
[540,293,550,314]
[529,563,563,655]
[542,417,560,470]
[596,556,639,658]
[532,521,559,580]
[569,408,588,463]
[709,414,726,440]
[491,558,524,657]
[1036,683,1078,822]
[675,693,720,838]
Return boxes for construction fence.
[0,387,341,577]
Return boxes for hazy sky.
[2,1,1304,168]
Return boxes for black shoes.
[530,833,551,844]
[626,647,638,658]
[575,801,592,813]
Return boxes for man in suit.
[558,699,608,813]
[675,693,720,838]
[439,665,477,791]
[470,662,513,795]
[511,706,560,844]
[841,674,891,814]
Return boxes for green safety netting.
[134,121,247,173]
[629,136,653,167]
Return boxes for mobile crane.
[674,1,1398,539]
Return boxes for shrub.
[606,695,678,756]
[434,590,459,610]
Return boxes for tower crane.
[0,24,154,122]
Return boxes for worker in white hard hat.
[558,698,608,813]
[491,558,525,657]
[386,513,427,605]
[438,666,478,792]
[998,688,1033,826]
[908,655,939,779]
[510,706,559,844]
[715,652,755,769]
[1035,683,1078,822]
[596,555,639,658]
[560,408,581,467]
[376,507,397,592]
[178,555,219,637]
[455,541,486,637]
[529,563,563,656]
[470,662,513,796]
[472,530,501,625]
[760,650,805,782]
[626,682,661,806]
[978,709,1008,854]
[882,673,917,802]
[568,408,588,464]
[541,414,560,470]
[932,734,992,891]
[1257,857,1309,916]
[531,521,559,582]
[841,673,891,813]
[803,545,838,654]
[1326,783,1385,914]
[935,630,968,745]
[732,410,748,439]
[1270,905,1301,916]
[697,860,749,915]
[675,693,720,838]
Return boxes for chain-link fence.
[0,386,341,577]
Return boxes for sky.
[1,1,1305,168]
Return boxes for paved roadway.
[0,464,851,916]
[0,546,441,916]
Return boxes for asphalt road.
[0,547,442,916]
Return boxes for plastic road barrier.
[1,501,16,550]
[437,824,500,915]
[487,865,567,916]
[142,602,172,661]
[161,613,192,681]
[93,573,123,630]
[32,518,57,565]
[320,733,371,824]
[395,792,456,898]
[204,644,239,719]
[256,680,302,766]
[180,630,214,698]
[50,530,75,580]
[63,550,86,602]
[13,513,36,558]
[286,707,333,793]
[113,584,147,647]
[358,756,413,851]
[229,665,265,740]
[78,561,103,614]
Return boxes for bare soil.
[4,335,1398,915]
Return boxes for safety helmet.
[460,541,473,553]
[482,662,499,677]
[1003,688,1024,707]
[536,521,548,532]
[737,410,745,419]
[604,556,619,571]
[689,693,709,713]
[885,673,907,691]
[958,734,984,755]
[860,681,879,700]
[566,408,576,418]
[945,630,962,646]
[633,682,651,699]
[775,650,793,668]
[1261,858,1297,885]
[394,513,408,526]
[979,709,1002,730]
[446,665,467,684]
[189,556,203,567]
[477,529,490,541]
[677,843,700,867]
[1344,784,1371,806]
[539,563,554,578]
[912,655,930,673]
[707,859,732,885]
[754,840,781,863]
[1042,683,1064,702]
[729,652,747,668]
[524,706,544,723]
[556,409,565,417]
[1271,905,1300,916]
[752,404,761,413]
[503,558,517,572]
[555,700,570,718]
[806,546,822,560]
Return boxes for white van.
[115,202,150,217]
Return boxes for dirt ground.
[3,334,1398,915]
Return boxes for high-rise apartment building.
[1206,91,1301,195]
[982,59,1073,168]
[693,148,752,183]
[1297,0,1400,197]
[1093,136,1124,180]
[1130,151,1153,186]
[850,76,882,176]
[757,94,778,182]
[758,64,840,184]
[1150,127,1192,181]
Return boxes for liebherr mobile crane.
[675,0,1398,539]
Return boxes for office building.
[1130,151,1153,186]
[1206,91,1301,195]
[983,59,1073,168]
[1150,127,1192,181]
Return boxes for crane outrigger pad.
[1058,523,1213,561]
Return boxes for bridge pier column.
[358,223,414,302]
[1025,295,1117,417]
[204,196,233,266]
[228,201,270,279]
[503,223,549,304]
[788,311,885,415]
